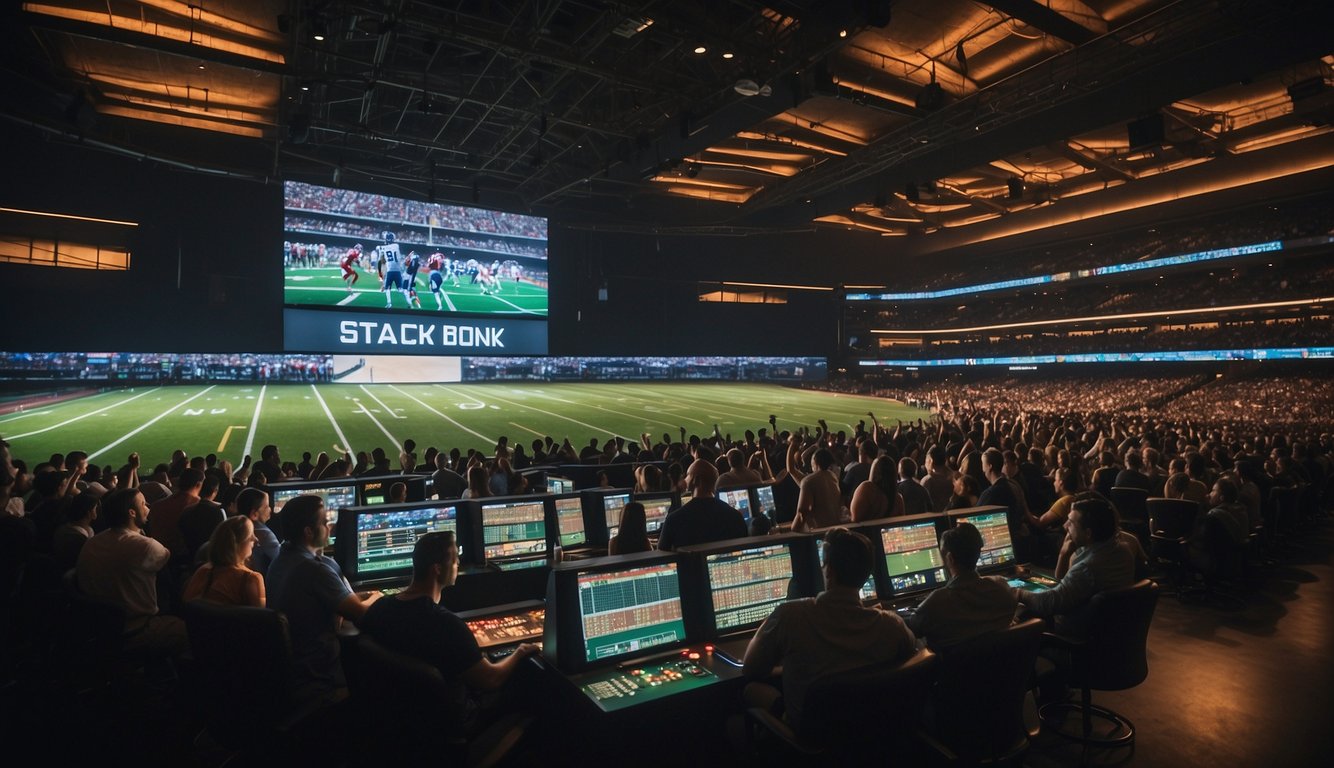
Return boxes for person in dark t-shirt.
[656,460,747,551]
[358,531,538,735]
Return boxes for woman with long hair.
[850,456,905,522]
[463,464,491,499]
[608,502,651,555]
[183,515,264,607]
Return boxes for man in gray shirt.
[910,522,1016,648]
[1014,495,1135,638]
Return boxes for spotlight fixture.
[839,29,848,38]
[311,16,327,41]
[694,45,707,54]
[722,52,734,59]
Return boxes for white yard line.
[520,388,684,430]
[337,293,357,306]
[482,390,636,442]
[88,386,214,461]
[607,384,771,423]
[310,385,354,455]
[486,293,540,314]
[240,384,267,460]
[587,384,709,424]
[7,388,160,441]
[439,290,457,312]
[507,421,546,438]
[355,402,400,448]
[433,384,486,406]
[359,384,407,419]
[0,408,57,425]
[390,385,493,443]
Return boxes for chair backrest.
[1079,580,1159,691]
[930,617,1045,761]
[340,633,470,744]
[799,647,938,747]
[1111,487,1149,521]
[180,600,295,728]
[1147,497,1199,539]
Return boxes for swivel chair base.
[1039,701,1135,747]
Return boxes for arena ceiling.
[3,0,1332,235]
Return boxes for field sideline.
[1,383,927,468]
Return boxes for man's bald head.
[687,459,719,497]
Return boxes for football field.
[1,383,926,468]
[284,267,548,315]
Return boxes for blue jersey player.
[377,232,404,308]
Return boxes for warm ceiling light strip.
[23,4,285,64]
[136,0,284,42]
[659,186,754,203]
[734,131,850,157]
[942,145,1334,247]
[721,281,835,292]
[871,296,1334,335]
[87,73,273,108]
[96,103,266,137]
[0,207,138,227]
[101,92,273,124]
[692,159,801,177]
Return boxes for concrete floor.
[1029,520,1334,767]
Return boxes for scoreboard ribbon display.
[284,307,548,355]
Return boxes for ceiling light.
[839,29,848,38]
[694,46,707,54]
[722,52,734,60]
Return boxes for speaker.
[1127,113,1164,149]
[904,182,919,203]
[1006,178,1023,200]
[915,82,945,112]
[288,113,310,144]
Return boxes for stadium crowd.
[284,217,549,259]
[2,371,1331,763]
[895,192,1334,294]
[882,317,1333,360]
[0,353,335,383]
[862,255,1334,329]
[284,181,547,239]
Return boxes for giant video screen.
[283,181,547,315]
[282,182,549,355]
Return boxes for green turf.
[284,267,548,315]
[0,382,928,469]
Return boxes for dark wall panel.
[0,125,282,352]
[547,226,844,357]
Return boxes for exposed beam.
[1047,140,1133,181]
[981,0,1098,46]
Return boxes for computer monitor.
[716,488,752,522]
[816,532,879,602]
[547,476,575,494]
[601,492,631,539]
[952,509,1016,572]
[634,492,676,534]
[544,552,688,673]
[268,479,359,548]
[579,487,631,544]
[342,503,459,584]
[550,493,587,548]
[753,485,777,518]
[480,496,548,569]
[880,517,947,595]
[358,474,427,505]
[705,542,793,633]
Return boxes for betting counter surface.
[573,647,736,713]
